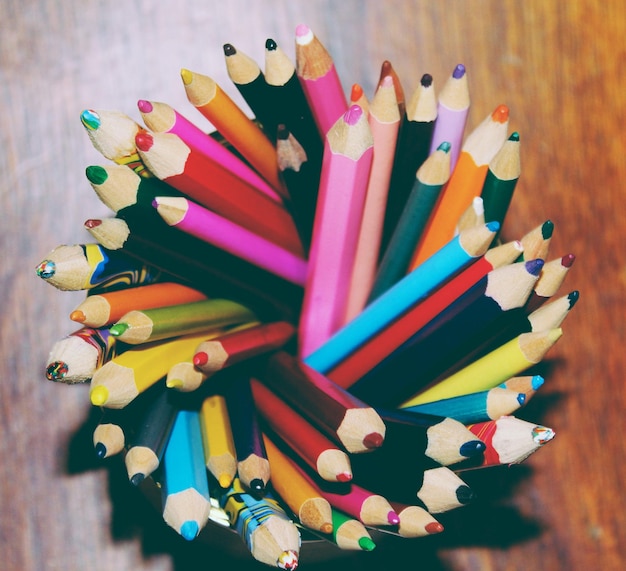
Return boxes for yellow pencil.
[89,330,222,408]
[199,394,238,489]
[400,328,563,406]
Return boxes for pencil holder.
[37,23,576,570]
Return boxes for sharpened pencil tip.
[265,38,277,51]
[541,219,554,238]
[135,131,154,152]
[387,511,400,525]
[80,109,101,130]
[218,474,233,488]
[180,520,199,541]
[249,478,266,494]
[568,290,580,307]
[425,521,445,534]
[517,393,527,405]
[166,377,184,389]
[562,253,576,268]
[36,259,56,279]
[456,485,476,504]
[277,549,299,570]
[336,471,353,483]
[223,43,236,56]
[70,310,86,323]
[532,425,556,445]
[509,131,520,142]
[452,63,466,79]
[110,322,130,337]
[94,442,107,459]
[84,219,102,229]
[420,73,433,87]
[362,432,384,449]
[137,99,153,113]
[437,141,451,153]
[358,536,376,551]
[45,360,68,381]
[295,23,312,42]
[492,104,509,123]
[85,165,108,184]
[180,68,193,85]
[193,351,208,366]
[531,375,545,390]
[525,258,545,276]
[130,473,145,486]
[90,385,109,406]
[460,439,486,457]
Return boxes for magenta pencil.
[295,23,348,137]
[429,64,470,171]
[153,196,308,286]
[299,105,374,358]
[136,100,283,204]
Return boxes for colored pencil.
[93,407,133,459]
[344,75,402,322]
[250,378,353,483]
[181,68,285,193]
[134,129,301,255]
[370,141,452,303]
[351,258,543,407]
[36,243,163,292]
[410,104,510,269]
[199,393,237,489]
[403,387,526,424]
[428,63,470,170]
[45,326,118,384]
[349,83,369,114]
[400,328,564,407]
[225,373,271,495]
[80,109,150,177]
[325,239,524,389]
[219,477,300,569]
[137,99,283,203]
[455,196,485,234]
[153,195,308,286]
[526,253,576,312]
[389,502,444,538]
[298,104,374,357]
[193,321,295,375]
[381,72,437,257]
[258,351,386,454]
[223,43,276,141]
[161,409,212,541]
[88,331,218,409]
[499,374,545,401]
[519,219,554,261]
[416,466,475,513]
[124,382,177,485]
[275,125,319,253]
[294,23,348,137]
[264,38,323,171]
[303,222,498,375]
[460,416,556,469]
[378,60,405,117]
[480,131,521,233]
[109,298,256,345]
[70,282,207,328]
[262,433,334,534]
[329,509,376,551]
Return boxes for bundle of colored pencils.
[36,23,579,570]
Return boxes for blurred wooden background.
[1,1,625,569]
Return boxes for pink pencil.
[298,105,374,358]
[137,100,283,204]
[428,64,470,172]
[153,196,308,286]
[343,76,401,323]
[295,24,348,138]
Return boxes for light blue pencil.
[303,222,499,373]
[161,409,212,541]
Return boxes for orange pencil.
[410,104,510,269]
[180,68,286,195]
[349,83,369,115]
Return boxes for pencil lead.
[562,253,576,268]
[532,425,556,445]
[437,141,451,153]
[192,351,209,366]
[130,473,145,487]
[420,73,433,87]
[180,520,200,541]
[36,259,56,279]
[136,99,152,113]
[336,471,353,483]
[70,310,86,323]
[276,123,290,140]
[90,385,109,407]
[85,165,108,184]
[180,68,193,85]
[295,23,311,41]
[249,478,266,494]
[277,549,299,571]
[568,290,580,307]
[350,83,364,101]
[223,43,236,56]
[509,131,520,142]
[456,485,476,505]
[320,522,333,534]
[84,219,101,229]
[45,360,68,381]
[218,474,232,488]
[387,511,401,526]
[525,258,545,276]
[492,104,509,123]
[109,322,130,337]
[531,375,545,390]
[344,104,364,126]
[425,521,445,534]
[358,536,377,551]
[166,377,184,389]
[485,221,500,232]
[265,38,277,51]
[459,439,486,458]
[452,63,466,79]
[94,442,107,459]
[134,131,154,152]
[541,219,555,239]
[80,109,101,130]
[362,431,384,449]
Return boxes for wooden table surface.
[2,1,624,569]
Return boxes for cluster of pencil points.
[36,23,579,570]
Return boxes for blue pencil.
[303,222,499,374]
[161,409,212,541]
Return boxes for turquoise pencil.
[161,409,212,541]
[303,222,499,374]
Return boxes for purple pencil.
[153,195,308,286]
[429,64,470,172]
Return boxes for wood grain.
[1,1,624,570]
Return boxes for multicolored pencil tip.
[80,109,101,130]
[277,549,299,570]
[36,259,56,279]
[45,360,68,381]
